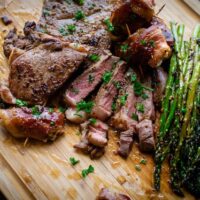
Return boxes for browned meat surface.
[136,119,155,152]
[1,16,12,26]
[0,85,16,105]
[131,0,155,21]
[74,120,107,159]
[37,0,123,49]
[97,188,131,200]
[64,53,119,106]
[116,25,172,68]
[0,107,65,142]
[151,16,174,47]
[91,61,127,121]
[9,40,87,105]
[153,67,168,104]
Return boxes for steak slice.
[9,40,87,105]
[0,107,65,142]
[91,61,127,121]
[136,119,155,152]
[37,0,123,49]
[64,52,119,106]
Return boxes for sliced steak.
[91,61,127,121]
[135,75,155,122]
[116,25,172,68]
[9,40,87,105]
[0,107,65,142]
[97,188,131,200]
[37,0,123,49]
[136,119,155,152]
[64,53,119,106]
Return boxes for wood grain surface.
[0,0,199,200]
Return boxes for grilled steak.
[9,40,87,105]
[37,0,123,49]
[91,61,127,121]
[64,53,119,106]
[136,119,155,152]
[0,107,65,142]
[97,188,131,200]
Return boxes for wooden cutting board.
[0,1,199,200]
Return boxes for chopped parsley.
[88,74,94,83]
[104,18,114,32]
[135,165,141,171]
[141,93,149,100]
[120,44,129,53]
[32,106,41,117]
[140,159,147,165]
[102,71,112,84]
[73,0,84,5]
[59,107,66,113]
[131,74,137,83]
[69,157,80,166]
[131,113,138,121]
[43,9,51,16]
[149,40,155,47]
[112,102,116,111]
[81,165,94,178]
[50,121,55,126]
[113,81,122,89]
[136,103,144,113]
[74,10,85,20]
[89,118,97,125]
[76,100,94,113]
[48,108,54,113]
[88,54,100,62]
[59,24,76,36]
[16,99,28,107]
[140,39,147,46]
[120,94,128,106]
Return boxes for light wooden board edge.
[183,0,200,15]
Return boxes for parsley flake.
[149,40,155,47]
[75,10,85,20]
[50,121,55,126]
[32,106,41,117]
[76,100,94,113]
[140,159,147,165]
[131,113,138,121]
[82,165,94,178]
[88,74,94,83]
[59,107,66,113]
[140,39,147,46]
[73,0,84,5]
[89,118,97,125]
[135,165,141,171]
[88,54,100,62]
[120,44,129,53]
[120,94,128,106]
[102,71,112,84]
[112,102,116,111]
[136,103,144,113]
[104,18,114,32]
[16,99,28,107]
[69,157,80,166]
[67,24,76,33]
[48,108,54,113]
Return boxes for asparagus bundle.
[154,23,200,196]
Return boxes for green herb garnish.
[120,44,129,53]
[16,99,28,107]
[67,24,76,33]
[120,94,128,106]
[140,39,147,46]
[74,10,85,20]
[59,24,76,36]
[50,121,55,126]
[149,40,155,47]
[48,108,54,113]
[113,81,122,89]
[111,102,116,111]
[135,165,141,171]
[88,54,100,62]
[140,159,147,165]
[43,9,51,16]
[81,165,94,178]
[73,0,84,5]
[76,100,94,113]
[89,118,97,125]
[59,107,66,113]
[102,71,112,84]
[69,157,80,166]
[88,74,94,83]
[141,93,149,100]
[136,103,144,113]
[131,113,138,121]
[32,106,41,117]
[104,18,114,32]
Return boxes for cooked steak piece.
[0,107,65,142]
[97,188,131,200]
[136,119,155,152]
[65,107,88,124]
[115,25,172,68]
[9,40,87,105]
[153,67,168,104]
[74,120,106,159]
[111,82,138,158]
[37,0,123,49]
[0,85,16,105]
[135,75,155,122]
[91,61,127,121]
[1,16,12,26]
[87,119,109,147]
[64,52,119,106]
[151,16,174,47]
